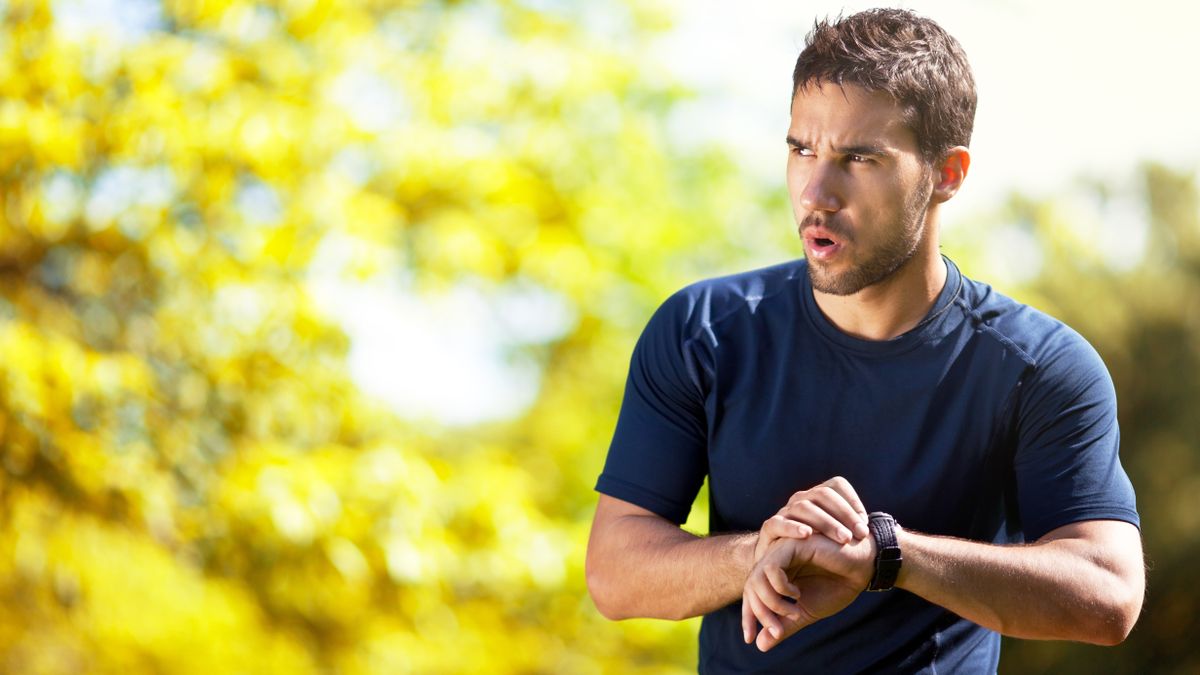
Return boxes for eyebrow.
[786,135,890,158]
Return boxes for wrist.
[865,512,902,592]
[737,531,760,575]
[893,525,914,589]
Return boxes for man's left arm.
[747,325,1145,650]
[745,517,1144,652]
[908,326,1146,643]
[895,518,1144,644]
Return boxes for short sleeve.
[595,293,709,524]
[1012,329,1139,541]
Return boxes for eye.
[790,146,814,157]
[848,154,870,163]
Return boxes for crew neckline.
[800,255,965,357]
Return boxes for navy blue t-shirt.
[595,257,1139,674]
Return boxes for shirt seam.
[676,267,803,395]
[960,296,1039,369]
[679,268,803,349]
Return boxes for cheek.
[896,162,933,203]
[785,165,806,207]
[867,175,915,215]
[785,158,819,198]
[784,158,800,189]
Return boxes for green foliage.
[983,164,1200,675]
[0,0,773,672]
[0,0,1195,672]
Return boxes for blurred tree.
[3,0,1193,672]
[0,0,779,672]
[942,164,1200,675]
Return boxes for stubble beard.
[805,182,933,297]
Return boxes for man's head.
[792,9,976,166]
[787,9,975,297]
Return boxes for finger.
[823,476,871,539]
[809,484,868,538]
[757,515,812,559]
[756,622,781,653]
[757,568,802,619]
[741,591,755,644]
[783,499,857,544]
[765,565,802,603]
[756,611,795,654]
[764,514,813,540]
[753,530,771,562]
[747,584,784,639]
[749,563,799,624]
[763,564,801,619]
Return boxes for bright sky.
[657,0,1200,222]
[339,0,1200,426]
[56,0,1200,425]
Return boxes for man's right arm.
[585,494,757,621]
[587,478,872,621]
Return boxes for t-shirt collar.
[800,255,964,356]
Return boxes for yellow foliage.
[0,487,319,674]
[0,0,782,672]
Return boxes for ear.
[931,146,970,204]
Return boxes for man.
[585,8,1144,674]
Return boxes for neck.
[812,242,948,341]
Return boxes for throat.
[812,256,949,341]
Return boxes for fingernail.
[839,528,851,542]
[769,626,781,638]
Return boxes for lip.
[802,226,845,261]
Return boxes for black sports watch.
[866,512,902,592]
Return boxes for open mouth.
[804,230,844,260]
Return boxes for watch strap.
[867,512,902,592]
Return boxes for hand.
[741,532,875,652]
[755,476,870,563]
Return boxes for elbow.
[587,554,684,621]
[1089,609,1138,647]
[585,556,633,621]
[1086,581,1144,646]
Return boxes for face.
[787,82,934,296]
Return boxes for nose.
[796,162,842,213]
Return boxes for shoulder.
[958,273,1112,398]
[652,259,807,342]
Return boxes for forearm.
[586,510,756,621]
[895,522,1144,645]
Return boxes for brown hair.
[792,9,977,164]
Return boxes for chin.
[808,266,865,297]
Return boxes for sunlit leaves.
[1,0,785,673]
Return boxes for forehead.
[788,82,918,152]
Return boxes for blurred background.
[0,0,1197,672]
